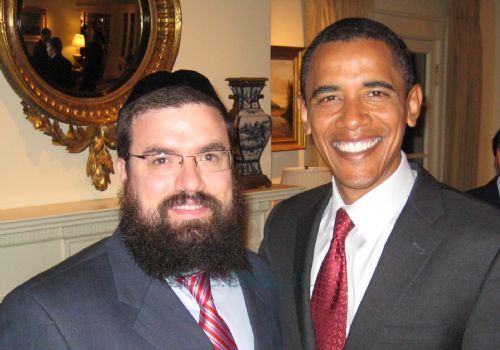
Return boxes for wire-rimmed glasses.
[126,150,232,175]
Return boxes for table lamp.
[280,166,331,190]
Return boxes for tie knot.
[334,208,354,242]
[177,272,212,306]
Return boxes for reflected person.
[46,37,72,90]
[79,38,104,92]
[0,70,282,349]
[31,27,51,76]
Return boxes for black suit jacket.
[46,54,73,89]
[259,163,500,350]
[1,229,282,349]
[467,176,500,209]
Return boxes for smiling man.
[259,18,500,350]
[0,70,282,350]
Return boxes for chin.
[168,212,212,226]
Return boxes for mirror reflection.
[18,0,149,97]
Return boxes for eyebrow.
[310,80,396,100]
[142,142,227,155]
[142,146,176,155]
[199,142,228,153]
[310,85,340,100]
[363,80,395,91]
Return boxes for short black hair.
[116,70,233,160]
[48,37,62,53]
[40,27,51,37]
[493,129,500,156]
[300,17,415,99]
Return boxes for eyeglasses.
[126,150,232,174]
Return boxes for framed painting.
[270,46,305,151]
[19,7,47,43]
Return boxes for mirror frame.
[0,0,182,190]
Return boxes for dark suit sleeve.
[243,251,283,350]
[462,249,500,349]
[0,290,70,349]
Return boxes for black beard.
[119,181,248,280]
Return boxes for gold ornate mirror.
[0,0,181,190]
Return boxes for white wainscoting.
[0,185,302,301]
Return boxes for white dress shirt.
[169,274,254,350]
[311,152,417,335]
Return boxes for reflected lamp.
[72,34,85,64]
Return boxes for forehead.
[312,39,396,71]
[130,103,229,151]
[305,39,404,93]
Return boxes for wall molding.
[0,185,302,301]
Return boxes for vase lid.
[225,77,268,86]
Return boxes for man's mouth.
[162,192,221,221]
[171,202,204,211]
[332,137,381,153]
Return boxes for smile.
[172,204,204,211]
[332,137,381,153]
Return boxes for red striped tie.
[311,208,354,350]
[179,273,238,350]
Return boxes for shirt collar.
[331,152,416,243]
[165,271,239,288]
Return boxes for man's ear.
[116,157,128,185]
[298,96,312,135]
[406,84,423,127]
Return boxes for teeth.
[333,138,380,153]
[173,204,203,210]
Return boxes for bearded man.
[0,70,282,350]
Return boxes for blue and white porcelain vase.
[226,77,272,188]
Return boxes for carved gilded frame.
[270,46,306,151]
[0,0,182,190]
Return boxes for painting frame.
[19,7,47,43]
[270,45,306,151]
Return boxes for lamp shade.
[72,34,85,48]
[280,166,331,190]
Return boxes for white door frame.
[376,10,447,180]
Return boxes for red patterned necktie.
[311,208,355,350]
[178,273,238,350]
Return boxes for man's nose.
[174,156,205,193]
[336,98,370,129]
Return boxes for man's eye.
[366,90,387,98]
[319,95,341,103]
[152,156,168,165]
[151,155,175,165]
[201,152,220,162]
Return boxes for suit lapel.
[294,185,332,350]
[345,165,446,349]
[133,280,212,349]
[106,230,212,349]
[238,269,268,350]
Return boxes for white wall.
[0,0,270,211]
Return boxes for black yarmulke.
[123,70,223,108]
